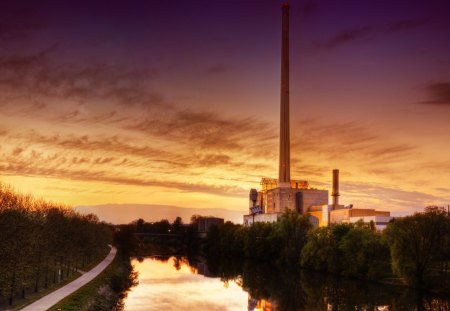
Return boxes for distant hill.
[74,204,244,225]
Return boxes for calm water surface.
[124,257,247,310]
[123,256,449,311]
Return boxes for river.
[123,256,449,311]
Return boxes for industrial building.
[308,170,392,231]
[243,4,391,230]
[243,3,328,225]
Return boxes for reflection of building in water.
[248,297,278,311]
[244,3,391,229]
[327,303,390,310]
[196,261,216,278]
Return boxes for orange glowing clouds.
[1,1,450,222]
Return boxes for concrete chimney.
[332,169,340,206]
[278,3,291,187]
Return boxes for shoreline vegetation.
[0,183,136,310]
[124,208,450,297]
[48,250,137,311]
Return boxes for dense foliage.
[129,216,201,255]
[384,206,450,287]
[206,211,311,265]
[300,222,391,280]
[0,183,112,307]
[204,208,449,288]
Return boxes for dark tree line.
[300,222,391,280]
[116,206,449,290]
[124,216,201,256]
[204,208,450,289]
[206,211,311,266]
[384,206,450,287]
[0,183,112,307]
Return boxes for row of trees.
[205,207,450,288]
[0,183,112,307]
[134,216,186,235]
[206,211,311,265]
[300,223,391,280]
[130,216,204,255]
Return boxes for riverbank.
[1,248,110,311]
[48,249,136,311]
[19,247,116,311]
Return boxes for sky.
[0,0,449,222]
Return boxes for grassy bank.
[3,247,110,311]
[49,251,136,311]
[8,273,81,311]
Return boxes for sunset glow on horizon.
[1,0,450,223]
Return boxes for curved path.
[21,246,117,311]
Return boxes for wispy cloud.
[386,17,431,32]
[316,26,374,49]
[0,47,161,109]
[3,123,274,183]
[0,156,246,198]
[292,119,416,164]
[420,82,450,106]
[127,109,277,153]
[296,1,319,19]
[20,131,189,167]
[205,65,230,75]
[317,17,431,49]
[0,3,45,43]
[199,154,231,166]
[343,181,445,214]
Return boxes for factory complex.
[243,3,391,230]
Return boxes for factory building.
[243,4,328,225]
[243,4,391,229]
[244,178,328,225]
[308,170,392,231]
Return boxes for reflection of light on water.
[327,303,391,311]
[123,257,248,311]
[254,299,275,311]
[327,304,390,310]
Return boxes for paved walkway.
[21,246,117,311]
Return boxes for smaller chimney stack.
[332,169,340,206]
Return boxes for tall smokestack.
[279,2,290,187]
[332,169,340,206]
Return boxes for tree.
[301,223,354,273]
[273,211,311,265]
[384,207,450,286]
[339,227,390,279]
[172,217,184,234]
[114,225,138,257]
[0,182,112,306]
